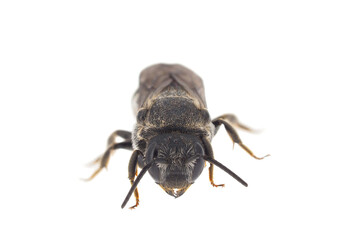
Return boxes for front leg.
[127,150,143,209]
[202,136,224,187]
[212,116,269,160]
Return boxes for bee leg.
[212,118,269,160]
[212,114,258,132]
[107,130,132,147]
[83,141,133,181]
[209,164,225,187]
[87,130,132,166]
[127,150,142,209]
[202,137,225,187]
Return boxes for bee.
[85,63,269,209]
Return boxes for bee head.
[146,133,205,198]
[121,133,248,208]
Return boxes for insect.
[85,63,269,209]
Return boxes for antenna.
[203,156,248,187]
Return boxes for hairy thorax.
[132,84,214,152]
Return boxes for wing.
[132,63,207,114]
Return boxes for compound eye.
[194,142,205,156]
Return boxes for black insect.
[85,63,268,209]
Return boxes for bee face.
[146,134,205,197]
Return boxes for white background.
[1,1,351,239]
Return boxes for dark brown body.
[132,64,215,159]
[86,63,268,209]
[131,64,215,197]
